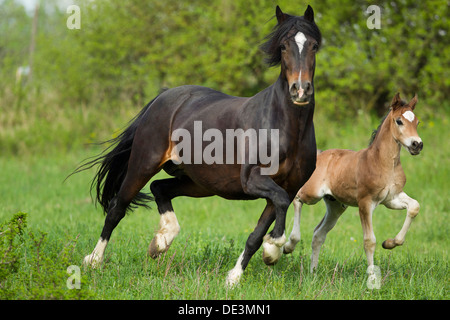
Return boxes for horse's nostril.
[290,83,298,96]
[303,81,313,95]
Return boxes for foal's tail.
[70,95,162,214]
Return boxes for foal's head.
[261,6,322,106]
[389,93,423,155]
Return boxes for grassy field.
[0,110,448,300]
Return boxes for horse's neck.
[368,115,402,169]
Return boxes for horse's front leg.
[226,202,276,288]
[283,196,302,254]
[243,166,290,265]
[382,192,420,249]
[226,165,290,288]
[358,199,377,268]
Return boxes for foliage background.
[1,0,449,155]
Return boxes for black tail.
[70,96,159,214]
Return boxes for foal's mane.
[260,14,322,67]
[368,99,407,146]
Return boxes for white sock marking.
[226,251,244,288]
[84,238,108,267]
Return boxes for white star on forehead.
[402,111,415,122]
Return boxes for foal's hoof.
[282,240,297,254]
[262,234,286,265]
[382,238,400,250]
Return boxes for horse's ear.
[391,92,402,110]
[408,93,418,110]
[276,6,287,24]
[304,5,314,23]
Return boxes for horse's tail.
[70,94,162,214]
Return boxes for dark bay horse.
[80,5,322,287]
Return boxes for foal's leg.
[358,199,377,270]
[310,196,347,272]
[382,192,420,249]
[148,177,213,258]
[283,197,303,254]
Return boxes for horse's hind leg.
[84,137,168,267]
[382,192,420,249]
[148,176,213,258]
[310,195,347,273]
[84,169,156,267]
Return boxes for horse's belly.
[171,163,256,200]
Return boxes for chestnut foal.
[284,93,423,275]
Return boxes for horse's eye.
[312,43,319,51]
[396,119,403,126]
[280,44,286,52]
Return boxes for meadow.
[1,109,448,300]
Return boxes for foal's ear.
[408,93,418,110]
[391,92,402,110]
[304,5,315,23]
[276,6,288,24]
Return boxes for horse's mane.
[369,99,407,146]
[260,14,322,67]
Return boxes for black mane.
[260,14,322,67]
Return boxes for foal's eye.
[396,119,403,126]
[280,44,286,52]
[312,43,319,51]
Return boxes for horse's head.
[390,93,423,155]
[262,6,321,106]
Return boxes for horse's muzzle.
[408,140,423,155]
[290,81,313,106]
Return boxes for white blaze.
[295,32,307,58]
[402,111,415,122]
[294,32,307,97]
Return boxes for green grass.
[0,110,448,300]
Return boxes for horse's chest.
[378,172,405,202]
[276,152,316,194]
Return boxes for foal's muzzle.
[289,80,313,106]
[408,140,423,155]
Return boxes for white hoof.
[226,269,242,289]
[148,211,180,259]
[283,239,297,254]
[262,234,286,265]
[226,251,244,289]
[83,238,108,268]
[83,252,102,268]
